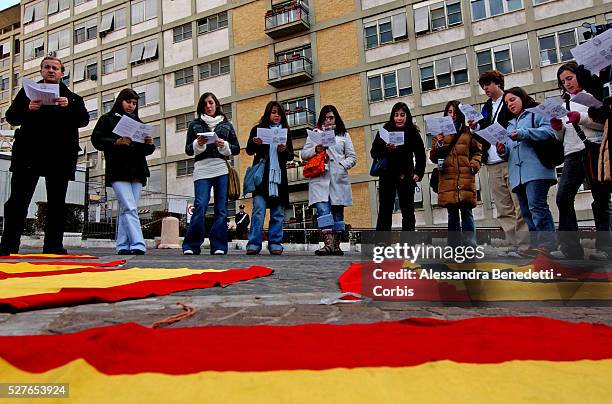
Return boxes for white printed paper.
[425,116,456,136]
[459,103,484,122]
[23,78,60,106]
[112,114,153,143]
[379,127,404,146]
[307,129,336,147]
[570,29,612,73]
[570,92,603,108]
[196,132,218,144]
[475,122,511,145]
[525,98,568,120]
[257,127,288,145]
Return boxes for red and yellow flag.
[0,317,611,402]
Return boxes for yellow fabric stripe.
[0,263,97,274]
[0,268,226,299]
[0,358,610,403]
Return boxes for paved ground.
[1,247,611,335]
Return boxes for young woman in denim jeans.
[301,105,356,256]
[245,101,294,255]
[91,89,155,255]
[182,92,240,255]
[496,87,557,257]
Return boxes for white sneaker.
[213,250,225,255]
[183,249,194,255]
[589,250,610,261]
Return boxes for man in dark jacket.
[0,56,89,255]
[234,204,250,240]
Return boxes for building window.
[197,11,229,34]
[24,37,45,61]
[74,59,98,82]
[87,108,98,120]
[48,0,70,15]
[48,28,70,52]
[368,67,412,102]
[100,8,127,35]
[130,39,159,65]
[101,48,127,75]
[61,67,70,86]
[133,81,160,107]
[198,57,230,80]
[420,54,468,91]
[151,125,161,147]
[476,39,531,75]
[174,67,194,86]
[471,0,523,21]
[221,104,232,122]
[364,13,407,49]
[132,0,157,25]
[74,19,97,45]
[75,0,94,5]
[282,95,316,127]
[538,27,588,66]
[173,23,192,43]
[176,113,195,131]
[23,2,44,24]
[414,1,462,35]
[102,94,114,114]
[176,160,195,177]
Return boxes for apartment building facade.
[4,0,612,229]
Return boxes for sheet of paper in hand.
[307,129,336,146]
[570,29,612,73]
[23,78,60,106]
[379,127,404,146]
[570,92,603,108]
[196,132,218,144]
[425,116,456,136]
[475,122,511,145]
[525,98,568,120]
[459,103,484,122]
[112,115,153,143]
[257,127,288,145]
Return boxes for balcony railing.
[265,2,310,38]
[285,107,315,129]
[286,161,307,183]
[268,55,313,87]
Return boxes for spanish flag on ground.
[0,317,611,402]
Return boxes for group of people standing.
[1,55,610,260]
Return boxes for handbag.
[303,150,328,178]
[369,157,388,177]
[242,158,265,196]
[531,112,564,169]
[225,160,241,201]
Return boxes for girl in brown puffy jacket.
[430,100,482,247]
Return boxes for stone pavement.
[1,247,611,335]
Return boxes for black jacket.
[473,98,511,165]
[184,117,240,162]
[370,123,426,180]
[91,112,156,187]
[6,81,89,179]
[246,125,294,205]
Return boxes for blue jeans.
[515,179,557,251]
[314,200,345,233]
[112,181,145,253]
[247,195,284,253]
[182,175,228,254]
[447,203,476,247]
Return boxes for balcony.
[286,160,307,183]
[268,55,313,87]
[285,107,315,131]
[265,2,310,39]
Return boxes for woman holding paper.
[245,101,294,255]
[182,92,240,255]
[302,105,356,255]
[371,102,426,232]
[550,62,610,260]
[430,101,482,247]
[91,88,155,255]
[496,87,557,256]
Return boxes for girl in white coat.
[301,105,357,255]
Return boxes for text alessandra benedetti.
[372,268,558,280]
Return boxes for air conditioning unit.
[90,74,98,81]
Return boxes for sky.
[0,0,19,12]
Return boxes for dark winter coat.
[184,117,240,162]
[370,123,426,181]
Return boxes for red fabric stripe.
[0,266,273,312]
[0,317,611,374]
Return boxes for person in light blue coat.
[496,87,557,256]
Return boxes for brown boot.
[332,233,344,256]
[315,232,334,256]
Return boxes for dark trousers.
[376,175,416,231]
[0,169,69,252]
